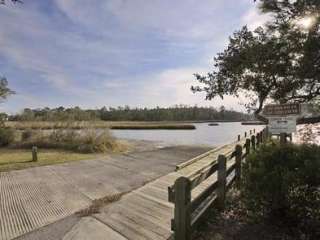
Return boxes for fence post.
[244,132,247,138]
[237,134,241,141]
[32,146,38,162]
[256,133,260,147]
[251,135,256,151]
[280,133,287,145]
[173,177,191,240]
[245,139,251,155]
[217,155,227,210]
[235,145,242,187]
[249,130,252,135]
[265,126,269,140]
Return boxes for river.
[111,122,265,147]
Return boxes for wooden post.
[235,145,242,187]
[249,130,252,135]
[237,134,241,141]
[253,128,256,134]
[256,133,260,147]
[217,155,227,210]
[280,133,287,145]
[32,146,38,162]
[173,177,191,240]
[245,139,251,155]
[244,132,247,138]
[251,135,256,151]
[265,126,269,140]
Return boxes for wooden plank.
[128,192,174,219]
[98,212,165,240]
[190,181,218,212]
[121,197,172,223]
[112,206,171,239]
[175,144,231,170]
[191,193,217,228]
[117,200,172,227]
[226,162,236,176]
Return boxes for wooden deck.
[84,138,247,240]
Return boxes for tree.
[0,0,22,4]
[0,77,14,103]
[192,0,320,114]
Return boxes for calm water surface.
[111,122,264,147]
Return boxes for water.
[111,122,264,147]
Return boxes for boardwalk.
[87,140,241,240]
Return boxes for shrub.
[241,143,320,238]
[0,128,15,146]
[14,129,123,153]
[21,129,33,141]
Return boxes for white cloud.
[136,67,246,110]
[241,4,271,30]
[55,0,224,41]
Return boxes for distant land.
[5,105,254,122]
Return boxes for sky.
[0,0,269,113]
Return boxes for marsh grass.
[12,129,126,153]
[5,121,196,130]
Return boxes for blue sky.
[0,0,268,113]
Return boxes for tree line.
[7,105,251,122]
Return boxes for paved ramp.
[0,146,210,240]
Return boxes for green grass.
[0,148,100,172]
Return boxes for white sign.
[268,116,297,134]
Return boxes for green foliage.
[9,105,251,122]
[193,0,320,113]
[0,77,14,102]
[241,143,320,238]
[0,128,15,146]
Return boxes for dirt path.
[0,144,211,240]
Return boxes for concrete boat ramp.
[0,145,211,240]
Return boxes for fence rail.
[168,127,269,240]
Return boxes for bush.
[0,128,15,146]
[21,129,33,141]
[241,143,320,238]
[14,129,123,153]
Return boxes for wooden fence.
[168,127,269,240]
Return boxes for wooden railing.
[168,127,269,240]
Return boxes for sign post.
[261,103,301,143]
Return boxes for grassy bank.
[111,124,195,130]
[12,129,126,153]
[0,149,99,172]
[5,121,196,130]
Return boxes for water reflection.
[111,122,264,147]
